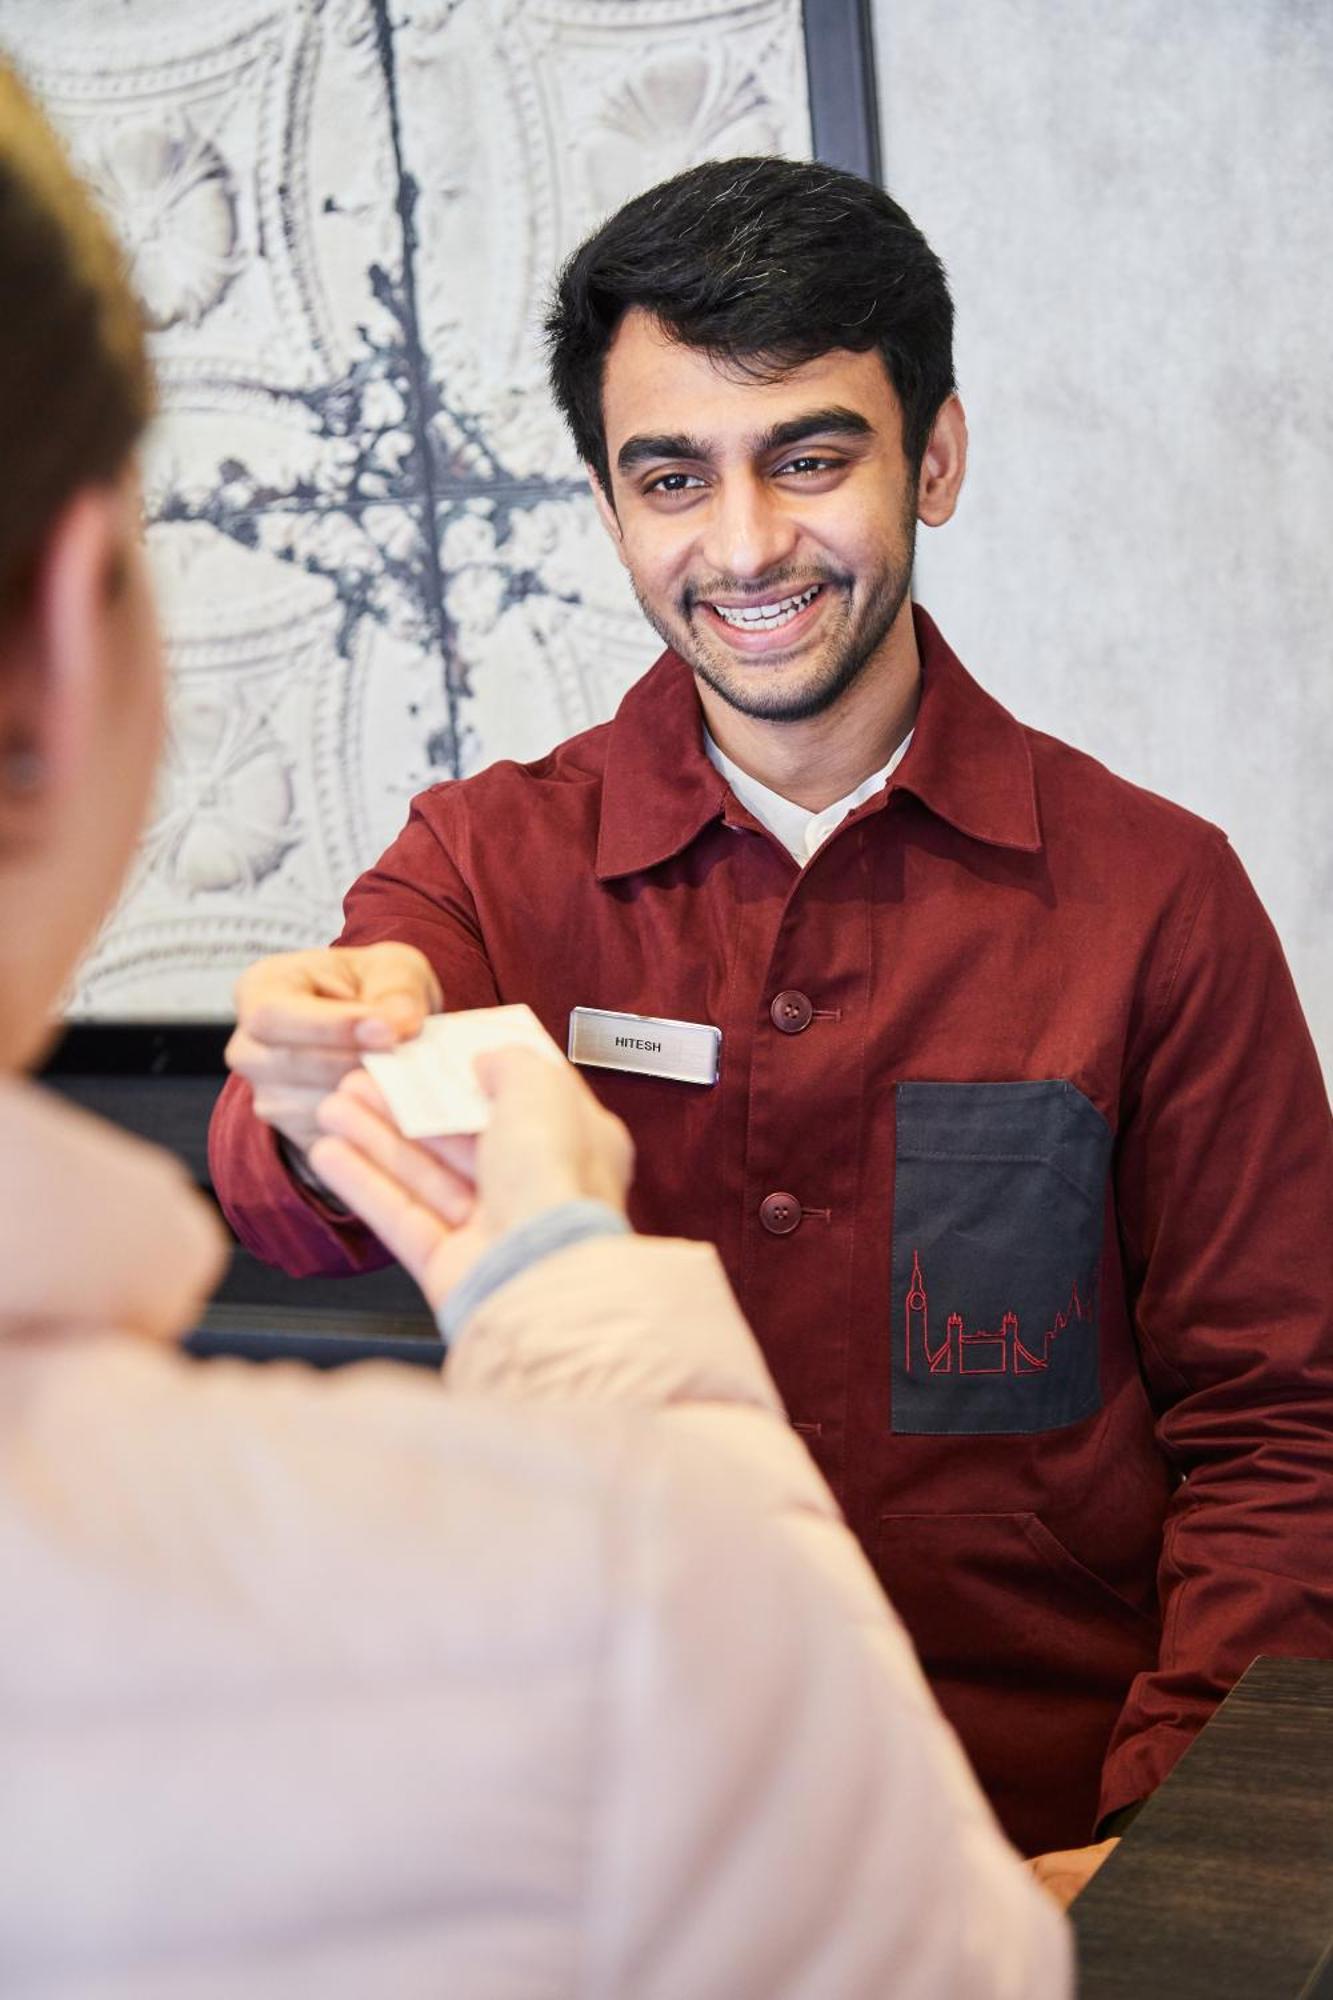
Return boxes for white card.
[361,1004,563,1138]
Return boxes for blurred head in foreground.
[0,61,157,1068]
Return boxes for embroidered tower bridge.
[904,1250,1094,1378]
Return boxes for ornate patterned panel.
[3,0,813,1015]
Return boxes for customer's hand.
[307,1049,633,1313]
[225,943,442,1156]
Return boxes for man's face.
[595,309,921,723]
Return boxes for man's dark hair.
[0,62,152,624]
[546,155,955,493]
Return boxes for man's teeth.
[711,584,820,631]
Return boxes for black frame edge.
[41,1021,232,1078]
[803,0,883,184]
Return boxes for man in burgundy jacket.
[210,158,1333,1891]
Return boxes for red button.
[759,1191,802,1235]
[770,989,814,1035]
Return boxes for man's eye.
[645,471,704,495]
[777,455,839,477]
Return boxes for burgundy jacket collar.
[594,603,1041,881]
[894,606,1042,854]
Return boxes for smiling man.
[211,158,1333,1892]
[594,329,936,815]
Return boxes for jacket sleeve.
[451,1237,1072,1998]
[208,791,501,1274]
[1098,836,1333,1821]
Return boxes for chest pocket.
[890,1080,1113,1437]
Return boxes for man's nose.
[701,476,798,582]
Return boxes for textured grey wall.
[871,0,1332,1078]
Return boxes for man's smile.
[693,580,833,654]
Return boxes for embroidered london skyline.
[903,1249,1095,1379]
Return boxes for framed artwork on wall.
[8,0,879,1116]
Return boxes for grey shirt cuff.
[439,1199,631,1344]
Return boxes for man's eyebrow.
[755,406,875,455]
[615,405,874,475]
[616,431,708,473]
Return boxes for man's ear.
[0,486,123,837]
[587,464,628,562]
[917,394,968,528]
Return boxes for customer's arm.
[312,1054,1072,1997]
[446,1231,1072,1998]
[584,1387,1070,1999]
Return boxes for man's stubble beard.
[630,511,917,725]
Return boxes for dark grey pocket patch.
[890,1081,1112,1436]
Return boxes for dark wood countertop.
[1074,1657,1333,1998]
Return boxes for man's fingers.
[353,943,442,1043]
[225,1032,362,1091]
[233,944,440,1051]
[316,1080,474,1223]
[235,950,362,1008]
[352,1012,412,1053]
[352,984,431,1046]
[240,991,385,1051]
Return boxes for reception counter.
[1075,1656,1333,1997]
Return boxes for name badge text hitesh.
[567,1006,721,1086]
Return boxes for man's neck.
[696,604,922,812]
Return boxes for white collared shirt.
[704,727,914,864]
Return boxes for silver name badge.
[568,1006,721,1086]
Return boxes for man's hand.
[1028,1836,1119,1910]
[225,943,442,1157]
[307,1049,633,1315]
